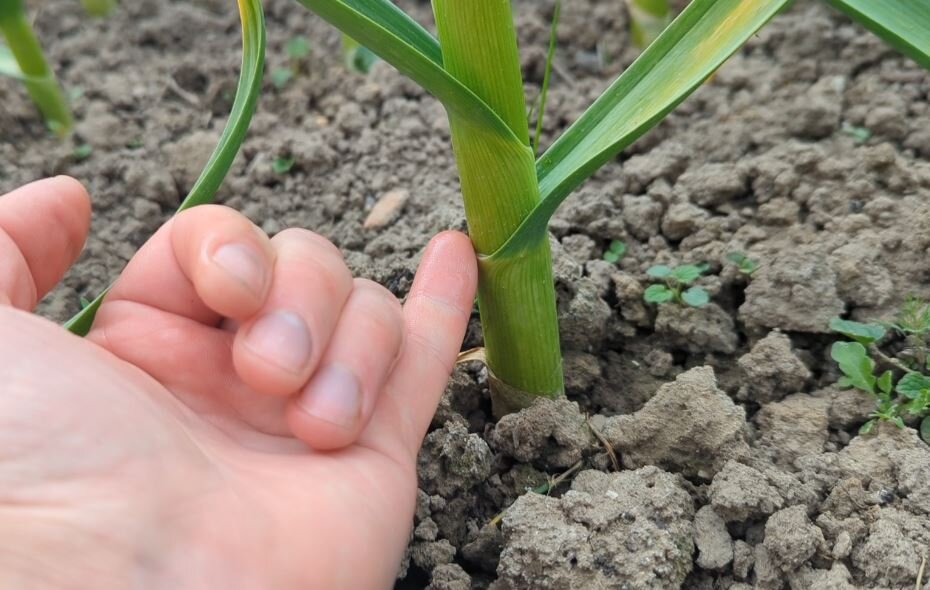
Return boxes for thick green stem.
[0,0,71,134]
[433,0,563,415]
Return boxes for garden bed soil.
[4,0,930,588]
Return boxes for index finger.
[364,231,477,461]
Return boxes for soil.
[4,0,930,588]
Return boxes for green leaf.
[892,415,906,429]
[0,44,23,79]
[270,67,292,89]
[682,286,709,307]
[646,264,672,278]
[294,0,517,143]
[920,416,930,444]
[71,144,92,161]
[829,317,887,345]
[859,419,876,435]
[831,341,876,394]
[825,0,930,71]
[65,0,267,336]
[272,156,295,174]
[670,264,703,284]
[603,240,626,263]
[644,284,674,304]
[491,0,790,259]
[876,370,893,396]
[896,372,930,399]
[286,36,310,60]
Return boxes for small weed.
[602,240,626,263]
[643,263,709,307]
[270,67,293,89]
[72,143,92,161]
[841,122,872,143]
[272,156,295,174]
[342,34,378,74]
[272,36,311,89]
[726,251,759,275]
[829,309,930,443]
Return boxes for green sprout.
[830,315,930,443]
[643,263,709,307]
[71,143,92,161]
[0,0,72,134]
[841,122,872,143]
[272,156,295,174]
[271,35,311,89]
[341,33,377,74]
[602,240,626,264]
[625,0,672,48]
[726,251,759,275]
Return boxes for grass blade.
[825,0,930,70]
[64,0,267,335]
[295,0,519,143]
[532,0,560,154]
[489,0,790,261]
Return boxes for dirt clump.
[493,467,694,590]
[737,331,811,404]
[602,366,749,479]
[489,398,593,470]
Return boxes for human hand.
[0,177,477,589]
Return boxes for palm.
[0,178,476,589]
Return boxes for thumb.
[0,176,91,310]
[363,230,478,460]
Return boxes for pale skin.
[0,176,478,589]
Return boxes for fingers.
[231,229,354,396]
[287,279,405,450]
[365,232,477,459]
[0,177,90,310]
[105,205,276,324]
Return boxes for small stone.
[363,189,409,229]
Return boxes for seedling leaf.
[859,419,876,435]
[272,156,295,174]
[602,239,627,263]
[829,317,886,345]
[831,341,876,394]
[286,36,310,60]
[681,286,709,307]
[876,370,893,396]
[646,264,672,278]
[670,264,702,284]
[644,284,673,304]
[920,416,930,444]
[270,67,292,88]
[896,372,930,400]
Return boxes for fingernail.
[244,310,312,373]
[211,243,268,297]
[298,363,361,429]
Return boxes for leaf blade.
[825,0,930,71]
[294,0,517,142]
[490,0,790,260]
[65,0,268,335]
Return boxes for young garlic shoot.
[0,0,72,134]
